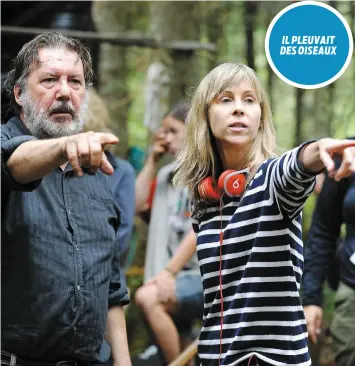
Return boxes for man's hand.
[60,131,118,176]
[304,305,323,344]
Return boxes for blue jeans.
[173,272,204,335]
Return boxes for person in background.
[85,86,136,286]
[302,137,355,366]
[134,101,204,365]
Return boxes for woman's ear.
[14,85,23,106]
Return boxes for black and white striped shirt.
[192,145,316,366]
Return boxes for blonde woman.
[174,63,355,366]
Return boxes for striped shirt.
[192,145,316,366]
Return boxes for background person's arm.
[136,127,168,213]
[146,229,198,303]
[164,229,197,275]
[135,155,159,213]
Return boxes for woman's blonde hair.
[173,63,277,214]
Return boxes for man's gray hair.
[4,32,94,116]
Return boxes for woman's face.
[161,116,186,156]
[208,80,261,151]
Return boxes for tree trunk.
[294,88,304,147]
[326,84,335,137]
[350,2,355,39]
[149,1,203,106]
[263,3,275,110]
[91,2,134,157]
[205,2,226,70]
[244,1,258,71]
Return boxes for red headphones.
[198,169,248,203]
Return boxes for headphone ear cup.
[217,170,237,192]
[218,170,246,197]
[198,176,221,203]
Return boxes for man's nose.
[56,80,71,101]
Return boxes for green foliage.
[127,66,149,150]
[123,1,355,152]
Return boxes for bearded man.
[1,32,131,366]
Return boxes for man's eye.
[70,79,81,85]
[43,78,56,83]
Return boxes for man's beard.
[21,90,88,139]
